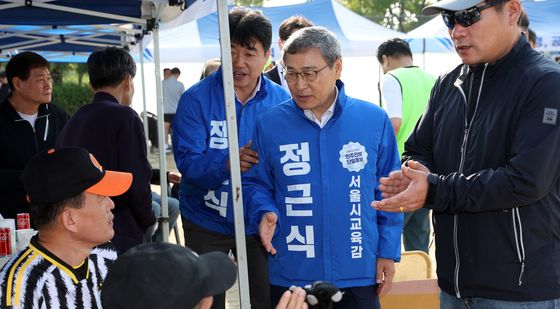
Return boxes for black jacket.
[57,92,155,254]
[265,64,282,86]
[405,37,560,301]
[0,84,10,103]
[0,99,69,219]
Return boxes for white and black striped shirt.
[0,236,117,309]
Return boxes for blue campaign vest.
[173,68,290,236]
[245,81,403,288]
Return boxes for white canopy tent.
[136,0,405,62]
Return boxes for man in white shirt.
[162,67,185,153]
[377,38,436,254]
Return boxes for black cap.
[22,147,132,205]
[101,243,237,309]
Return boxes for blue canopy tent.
[0,0,155,61]
[0,1,254,306]
[0,3,181,242]
[139,0,404,62]
[523,0,560,53]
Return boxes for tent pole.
[153,20,170,243]
[139,38,150,155]
[422,38,426,70]
[216,0,251,307]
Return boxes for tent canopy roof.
[140,0,404,62]
[0,0,197,62]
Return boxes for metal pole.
[139,38,150,154]
[216,0,251,307]
[153,18,170,243]
[422,38,426,70]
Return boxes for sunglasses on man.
[442,0,505,29]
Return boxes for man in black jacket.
[57,47,155,254]
[0,52,69,220]
[372,0,560,306]
[265,16,313,93]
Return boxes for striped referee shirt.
[0,236,117,309]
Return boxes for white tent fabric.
[406,16,454,53]
[137,0,404,62]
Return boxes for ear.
[334,58,343,79]
[11,77,23,92]
[506,0,522,26]
[122,74,132,92]
[265,48,271,61]
[382,55,389,67]
[60,208,79,233]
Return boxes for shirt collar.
[235,76,262,104]
[303,86,338,128]
[93,91,119,104]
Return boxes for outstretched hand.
[371,160,430,213]
[259,212,277,255]
[378,169,411,199]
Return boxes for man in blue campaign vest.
[244,27,403,309]
[172,7,290,309]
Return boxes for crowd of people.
[1,0,560,308]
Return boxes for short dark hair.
[5,51,49,89]
[376,38,412,64]
[163,68,171,73]
[171,67,181,75]
[229,7,272,52]
[279,16,314,42]
[30,193,84,229]
[87,47,136,90]
[528,28,537,45]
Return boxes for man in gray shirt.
[162,67,184,153]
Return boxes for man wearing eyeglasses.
[244,26,403,309]
[372,0,560,307]
[172,7,290,309]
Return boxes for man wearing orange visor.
[0,147,132,309]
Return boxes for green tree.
[340,0,434,32]
[51,83,92,115]
[234,0,263,6]
[68,63,89,85]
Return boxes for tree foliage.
[340,0,434,32]
[234,0,263,6]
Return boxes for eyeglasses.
[282,64,330,83]
[441,0,504,30]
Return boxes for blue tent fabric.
[0,0,142,25]
[0,1,197,62]
[523,0,560,51]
